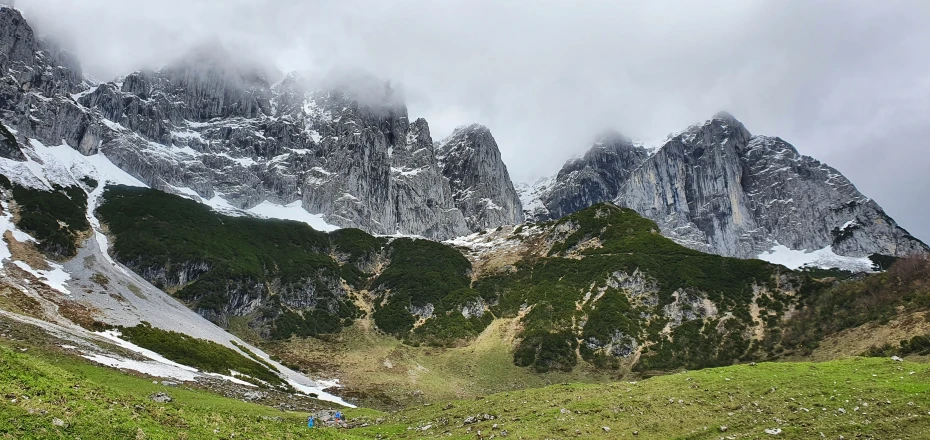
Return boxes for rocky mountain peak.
[164,40,277,86]
[531,129,651,221]
[711,110,740,124]
[0,6,86,95]
[437,123,523,231]
[437,124,492,156]
[592,129,633,146]
[0,6,35,67]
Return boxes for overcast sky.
[17,0,930,241]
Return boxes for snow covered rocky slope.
[524,113,927,268]
[0,132,351,405]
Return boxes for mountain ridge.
[525,113,927,264]
[0,6,519,240]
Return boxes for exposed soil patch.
[3,230,50,270]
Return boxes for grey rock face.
[535,112,927,259]
[537,131,649,221]
[437,124,523,231]
[0,8,519,240]
[616,112,926,258]
[0,7,94,151]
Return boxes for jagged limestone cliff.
[529,112,927,259]
[437,124,523,231]
[0,7,518,240]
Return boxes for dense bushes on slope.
[475,204,787,372]
[372,238,490,343]
[117,323,286,388]
[0,177,89,258]
[97,186,357,337]
[98,186,335,286]
[776,255,930,356]
[97,186,483,343]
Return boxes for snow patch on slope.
[247,200,338,232]
[80,353,199,382]
[757,244,874,272]
[0,199,72,294]
[515,176,553,216]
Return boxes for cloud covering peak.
[16,0,930,241]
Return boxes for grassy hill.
[0,344,372,440]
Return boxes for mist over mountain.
[17,0,930,242]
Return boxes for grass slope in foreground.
[354,357,930,439]
[0,345,371,440]
[3,342,928,439]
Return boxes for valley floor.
[266,317,618,410]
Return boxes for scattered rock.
[602,426,610,433]
[720,426,728,432]
[160,381,178,387]
[891,356,903,362]
[764,428,782,435]
[149,392,172,403]
[242,391,267,401]
[52,418,65,427]
[560,408,570,414]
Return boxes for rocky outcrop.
[533,112,927,259]
[0,121,24,160]
[437,124,523,231]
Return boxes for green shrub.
[330,228,387,263]
[371,238,485,340]
[116,323,285,387]
[776,256,930,355]
[11,184,89,258]
[513,330,578,373]
[409,312,493,346]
